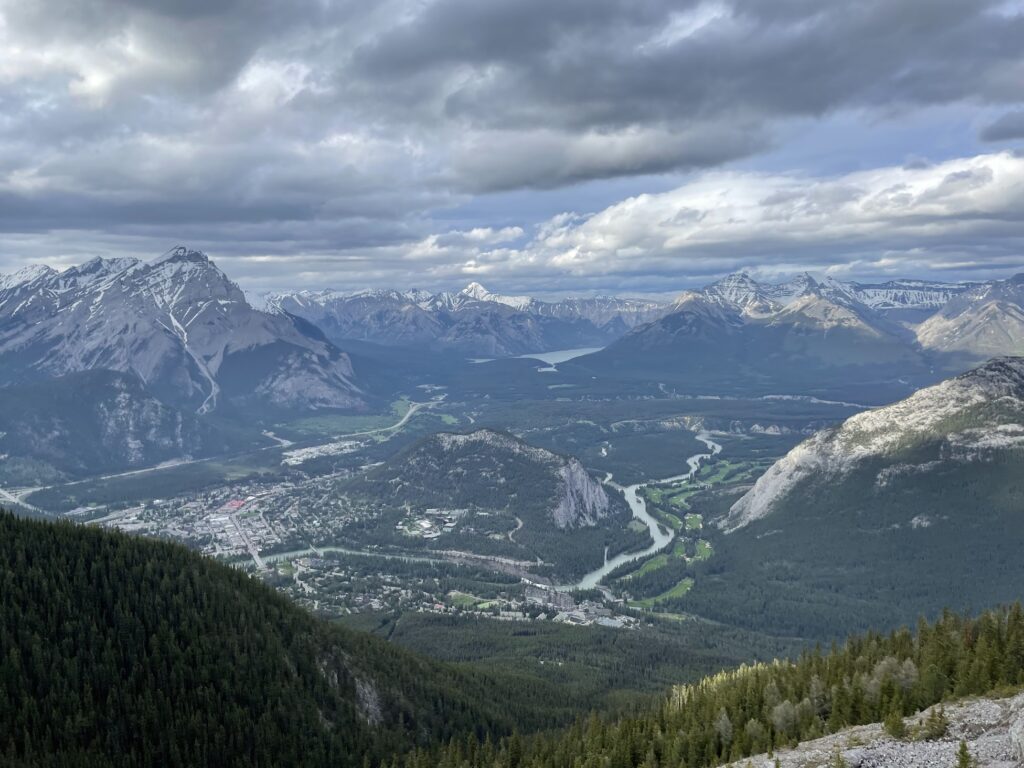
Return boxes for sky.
[1,0,1023,296]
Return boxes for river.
[557,431,722,591]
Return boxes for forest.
[0,512,581,767]
[5,511,1024,768]
[403,606,1024,767]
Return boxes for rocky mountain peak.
[461,281,491,301]
[152,246,211,266]
[0,263,58,291]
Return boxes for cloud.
[386,151,1024,292]
[0,0,1023,288]
[981,111,1024,141]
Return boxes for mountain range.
[1,247,1021,479]
[261,281,665,356]
[265,270,1023,395]
[570,271,1024,395]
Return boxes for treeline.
[399,605,1024,768]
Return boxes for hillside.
[917,272,1024,362]
[346,429,647,579]
[683,357,1024,637]
[412,606,1024,768]
[0,512,543,768]
[723,693,1024,767]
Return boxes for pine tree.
[956,739,976,768]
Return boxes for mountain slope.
[422,606,1024,768]
[724,356,1024,531]
[0,512,541,768]
[917,272,1024,361]
[679,357,1024,636]
[0,370,241,484]
[576,273,926,393]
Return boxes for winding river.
[558,431,722,591]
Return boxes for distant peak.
[461,281,491,300]
[0,263,56,291]
[69,256,140,276]
[152,246,211,266]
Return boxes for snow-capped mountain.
[723,356,1024,532]
[845,279,976,312]
[916,273,1024,360]
[700,271,973,319]
[263,282,668,356]
[0,247,363,414]
[578,271,926,390]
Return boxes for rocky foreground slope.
[726,693,1024,768]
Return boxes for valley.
[6,252,1023,651]
[18,372,832,632]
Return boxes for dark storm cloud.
[981,111,1024,142]
[1,0,1023,288]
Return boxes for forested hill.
[407,607,1024,768]
[0,512,525,768]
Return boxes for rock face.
[0,247,363,414]
[1010,711,1024,762]
[0,370,231,481]
[723,693,1024,768]
[722,356,1024,532]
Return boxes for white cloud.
[417,151,1024,286]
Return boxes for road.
[0,485,41,513]
[230,512,267,570]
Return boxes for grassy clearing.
[630,578,694,609]
[633,555,669,577]
[684,513,703,531]
[280,398,413,438]
[693,540,713,562]
[448,591,484,609]
[617,540,689,582]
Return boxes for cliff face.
[554,458,611,529]
[724,693,1024,768]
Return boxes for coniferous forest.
[408,607,1024,768]
[0,512,530,767]
[4,510,1024,767]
